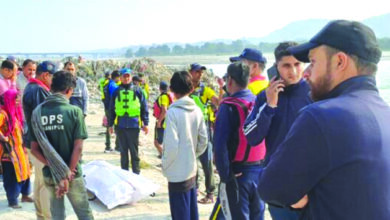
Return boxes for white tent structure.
[82,160,159,209]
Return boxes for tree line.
[125,38,390,57]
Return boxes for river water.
[204,59,390,104]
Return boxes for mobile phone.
[267,64,280,81]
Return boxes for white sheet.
[82,160,159,209]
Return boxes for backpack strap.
[221,97,251,116]
[221,97,254,163]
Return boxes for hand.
[156,121,162,128]
[142,126,149,135]
[217,77,225,88]
[291,195,309,209]
[55,179,69,198]
[68,169,77,182]
[109,127,114,134]
[142,126,149,134]
[266,76,285,108]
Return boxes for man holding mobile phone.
[244,41,312,220]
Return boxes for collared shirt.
[70,77,89,115]
[16,72,29,94]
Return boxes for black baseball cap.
[190,63,206,71]
[288,20,382,64]
[229,48,267,63]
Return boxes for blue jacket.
[103,79,120,110]
[257,76,390,220]
[214,89,257,182]
[22,81,51,148]
[244,80,312,164]
[109,83,149,129]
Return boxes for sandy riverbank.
[0,103,271,219]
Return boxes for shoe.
[9,204,22,209]
[157,155,162,159]
[114,150,121,154]
[104,148,114,153]
[21,195,34,203]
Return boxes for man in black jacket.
[23,60,56,220]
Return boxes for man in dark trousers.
[30,71,93,220]
[210,62,265,220]
[103,70,121,153]
[244,42,312,219]
[23,60,56,220]
[189,63,218,204]
[256,20,390,220]
[109,68,148,174]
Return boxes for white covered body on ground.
[82,160,159,209]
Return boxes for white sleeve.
[161,109,179,175]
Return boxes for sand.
[0,102,271,220]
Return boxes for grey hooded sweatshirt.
[162,96,208,183]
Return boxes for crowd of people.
[0,19,389,220]
[160,20,390,220]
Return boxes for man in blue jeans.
[31,71,93,220]
[244,42,312,220]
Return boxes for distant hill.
[247,13,390,43]
[246,19,329,43]
[86,13,390,55]
[363,13,390,38]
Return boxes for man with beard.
[256,20,390,220]
[244,41,312,220]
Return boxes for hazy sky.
[1,0,389,53]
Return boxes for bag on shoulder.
[153,93,173,118]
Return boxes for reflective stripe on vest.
[221,97,266,163]
[115,88,141,117]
